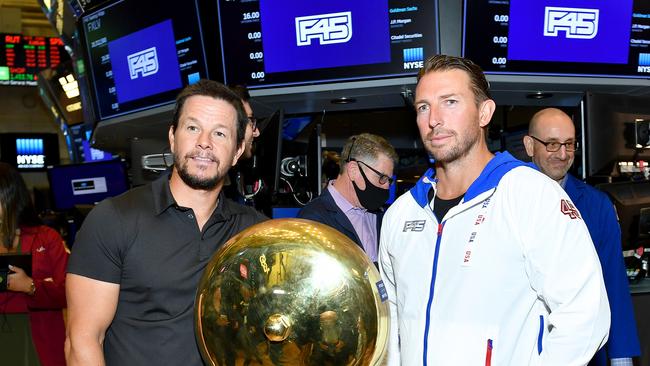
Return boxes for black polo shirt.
[67,174,266,366]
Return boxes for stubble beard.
[174,153,225,190]
[424,127,482,164]
[543,158,574,182]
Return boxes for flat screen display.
[0,33,68,86]
[81,0,208,121]
[47,159,129,211]
[39,60,84,126]
[216,0,438,89]
[463,0,650,78]
[0,133,60,171]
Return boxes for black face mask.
[352,166,390,211]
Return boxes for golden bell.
[195,218,389,365]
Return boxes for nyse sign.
[403,47,424,70]
[544,6,599,39]
[640,53,650,73]
[17,154,45,168]
[127,47,159,80]
[295,11,352,46]
[403,61,423,70]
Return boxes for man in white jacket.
[378,55,610,366]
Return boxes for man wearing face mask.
[298,133,398,263]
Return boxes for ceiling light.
[330,97,356,105]
[526,91,553,99]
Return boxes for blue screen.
[47,160,129,211]
[108,19,182,104]
[81,140,113,162]
[282,116,312,140]
[81,0,207,121]
[260,0,390,73]
[272,207,300,218]
[463,0,648,78]
[216,0,438,88]
[508,0,633,64]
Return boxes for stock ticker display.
[81,0,208,121]
[216,0,438,89]
[0,34,66,86]
[463,0,650,78]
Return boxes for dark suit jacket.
[297,188,384,254]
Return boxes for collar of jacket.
[409,151,532,208]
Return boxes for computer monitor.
[38,60,84,126]
[47,159,130,211]
[214,0,439,91]
[463,0,649,79]
[80,0,208,121]
[598,180,650,250]
[0,133,60,171]
[585,93,650,177]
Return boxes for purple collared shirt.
[328,180,378,261]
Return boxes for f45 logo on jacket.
[403,220,426,232]
[560,199,581,220]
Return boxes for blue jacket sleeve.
[594,196,640,359]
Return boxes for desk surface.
[630,278,650,294]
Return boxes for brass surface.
[195,218,389,366]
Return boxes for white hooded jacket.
[379,152,610,366]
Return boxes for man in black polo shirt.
[65,80,266,366]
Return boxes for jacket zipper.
[422,221,444,366]
[485,339,493,366]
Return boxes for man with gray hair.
[298,133,398,263]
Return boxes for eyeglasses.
[529,135,579,152]
[348,158,394,185]
[247,116,257,130]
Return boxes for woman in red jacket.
[0,162,68,366]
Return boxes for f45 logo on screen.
[544,6,599,40]
[127,46,159,80]
[295,11,352,46]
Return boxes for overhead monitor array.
[78,0,439,123]
[80,0,208,121]
[216,0,439,89]
[77,0,650,125]
[463,0,650,78]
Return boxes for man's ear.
[345,160,359,180]
[523,135,535,158]
[478,99,496,128]
[168,126,175,153]
[231,141,245,167]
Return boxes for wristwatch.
[28,280,36,296]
